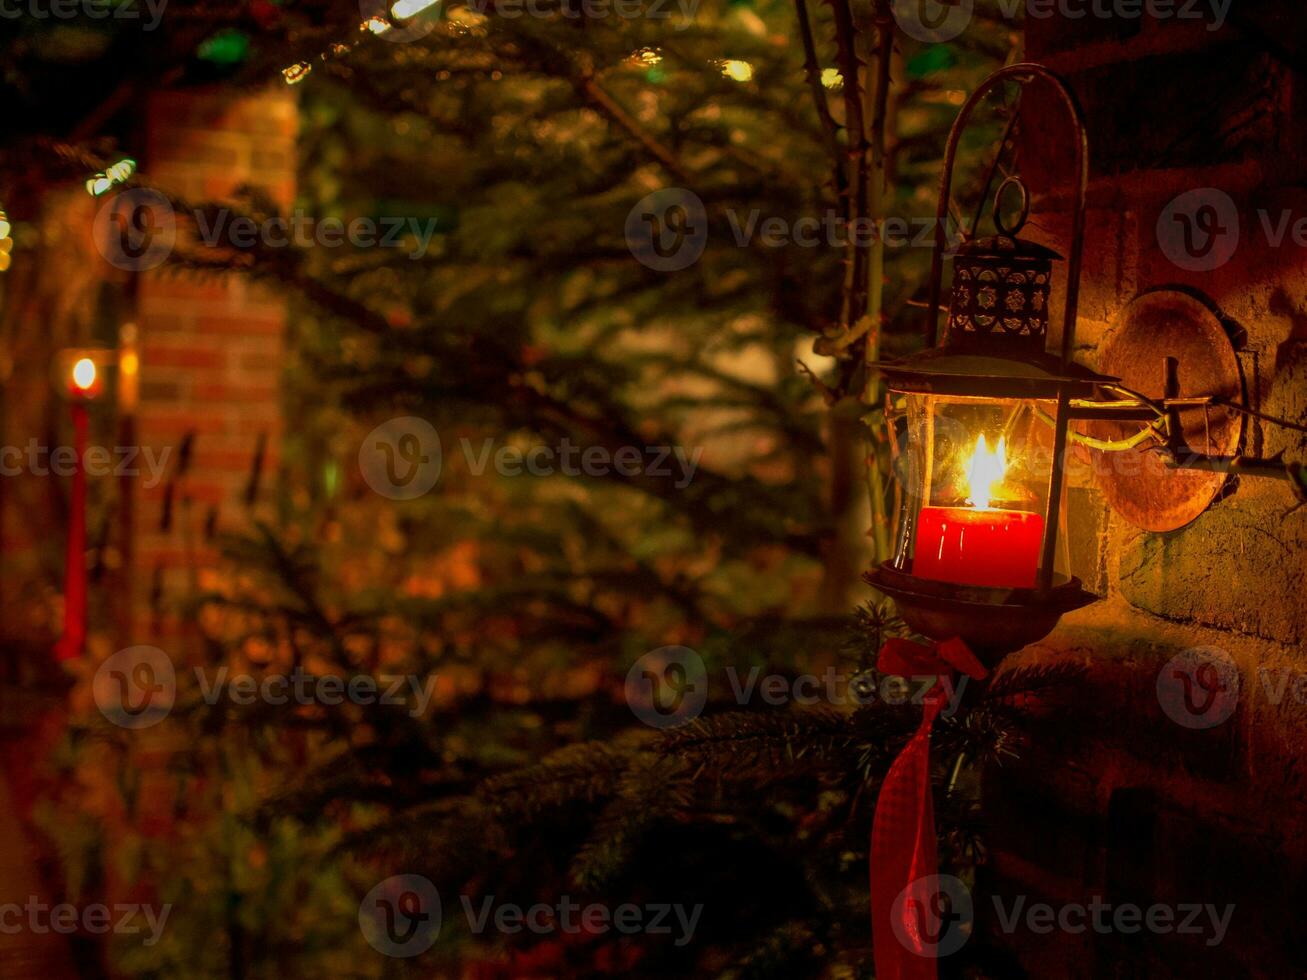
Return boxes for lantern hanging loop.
[992,175,1030,237]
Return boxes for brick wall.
[980,14,1307,978]
[132,87,295,641]
[0,88,292,663]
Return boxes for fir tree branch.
[575,75,694,185]
[658,708,863,778]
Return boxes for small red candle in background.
[55,357,100,662]
[913,434,1044,589]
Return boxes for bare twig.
[862,1,895,563]
[827,0,868,327]
[797,358,841,405]
[814,313,874,355]
[795,0,847,202]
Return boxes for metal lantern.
[867,65,1100,666]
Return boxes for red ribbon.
[55,402,89,662]
[870,636,986,980]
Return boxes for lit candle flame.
[965,434,1006,510]
[71,357,97,393]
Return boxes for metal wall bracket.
[1084,290,1244,531]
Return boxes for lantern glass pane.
[888,392,1069,589]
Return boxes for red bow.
[870,636,986,980]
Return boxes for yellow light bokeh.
[721,60,753,83]
[282,62,312,85]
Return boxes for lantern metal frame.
[889,63,1098,584]
[867,64,1099,661]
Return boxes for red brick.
[190,449,265,471]
[138,414,231,437]
[141,346,226,371]
[191,383,279,403]
[140,277,233,302]
[194,314,284,336]
[139,312,193,333]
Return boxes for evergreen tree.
[0,2,1067,976]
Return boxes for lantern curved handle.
[925,62,1089,367]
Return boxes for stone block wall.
[981,11,1307,978]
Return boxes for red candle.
[54,356,101,662]
[913,506,1044,589]
[55,401,90,661]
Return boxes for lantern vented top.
[944,176,1060,357]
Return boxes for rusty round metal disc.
[1086,290,1243,532]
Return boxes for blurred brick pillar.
[131,87,296,645]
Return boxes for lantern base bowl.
[865,562,1098,666]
